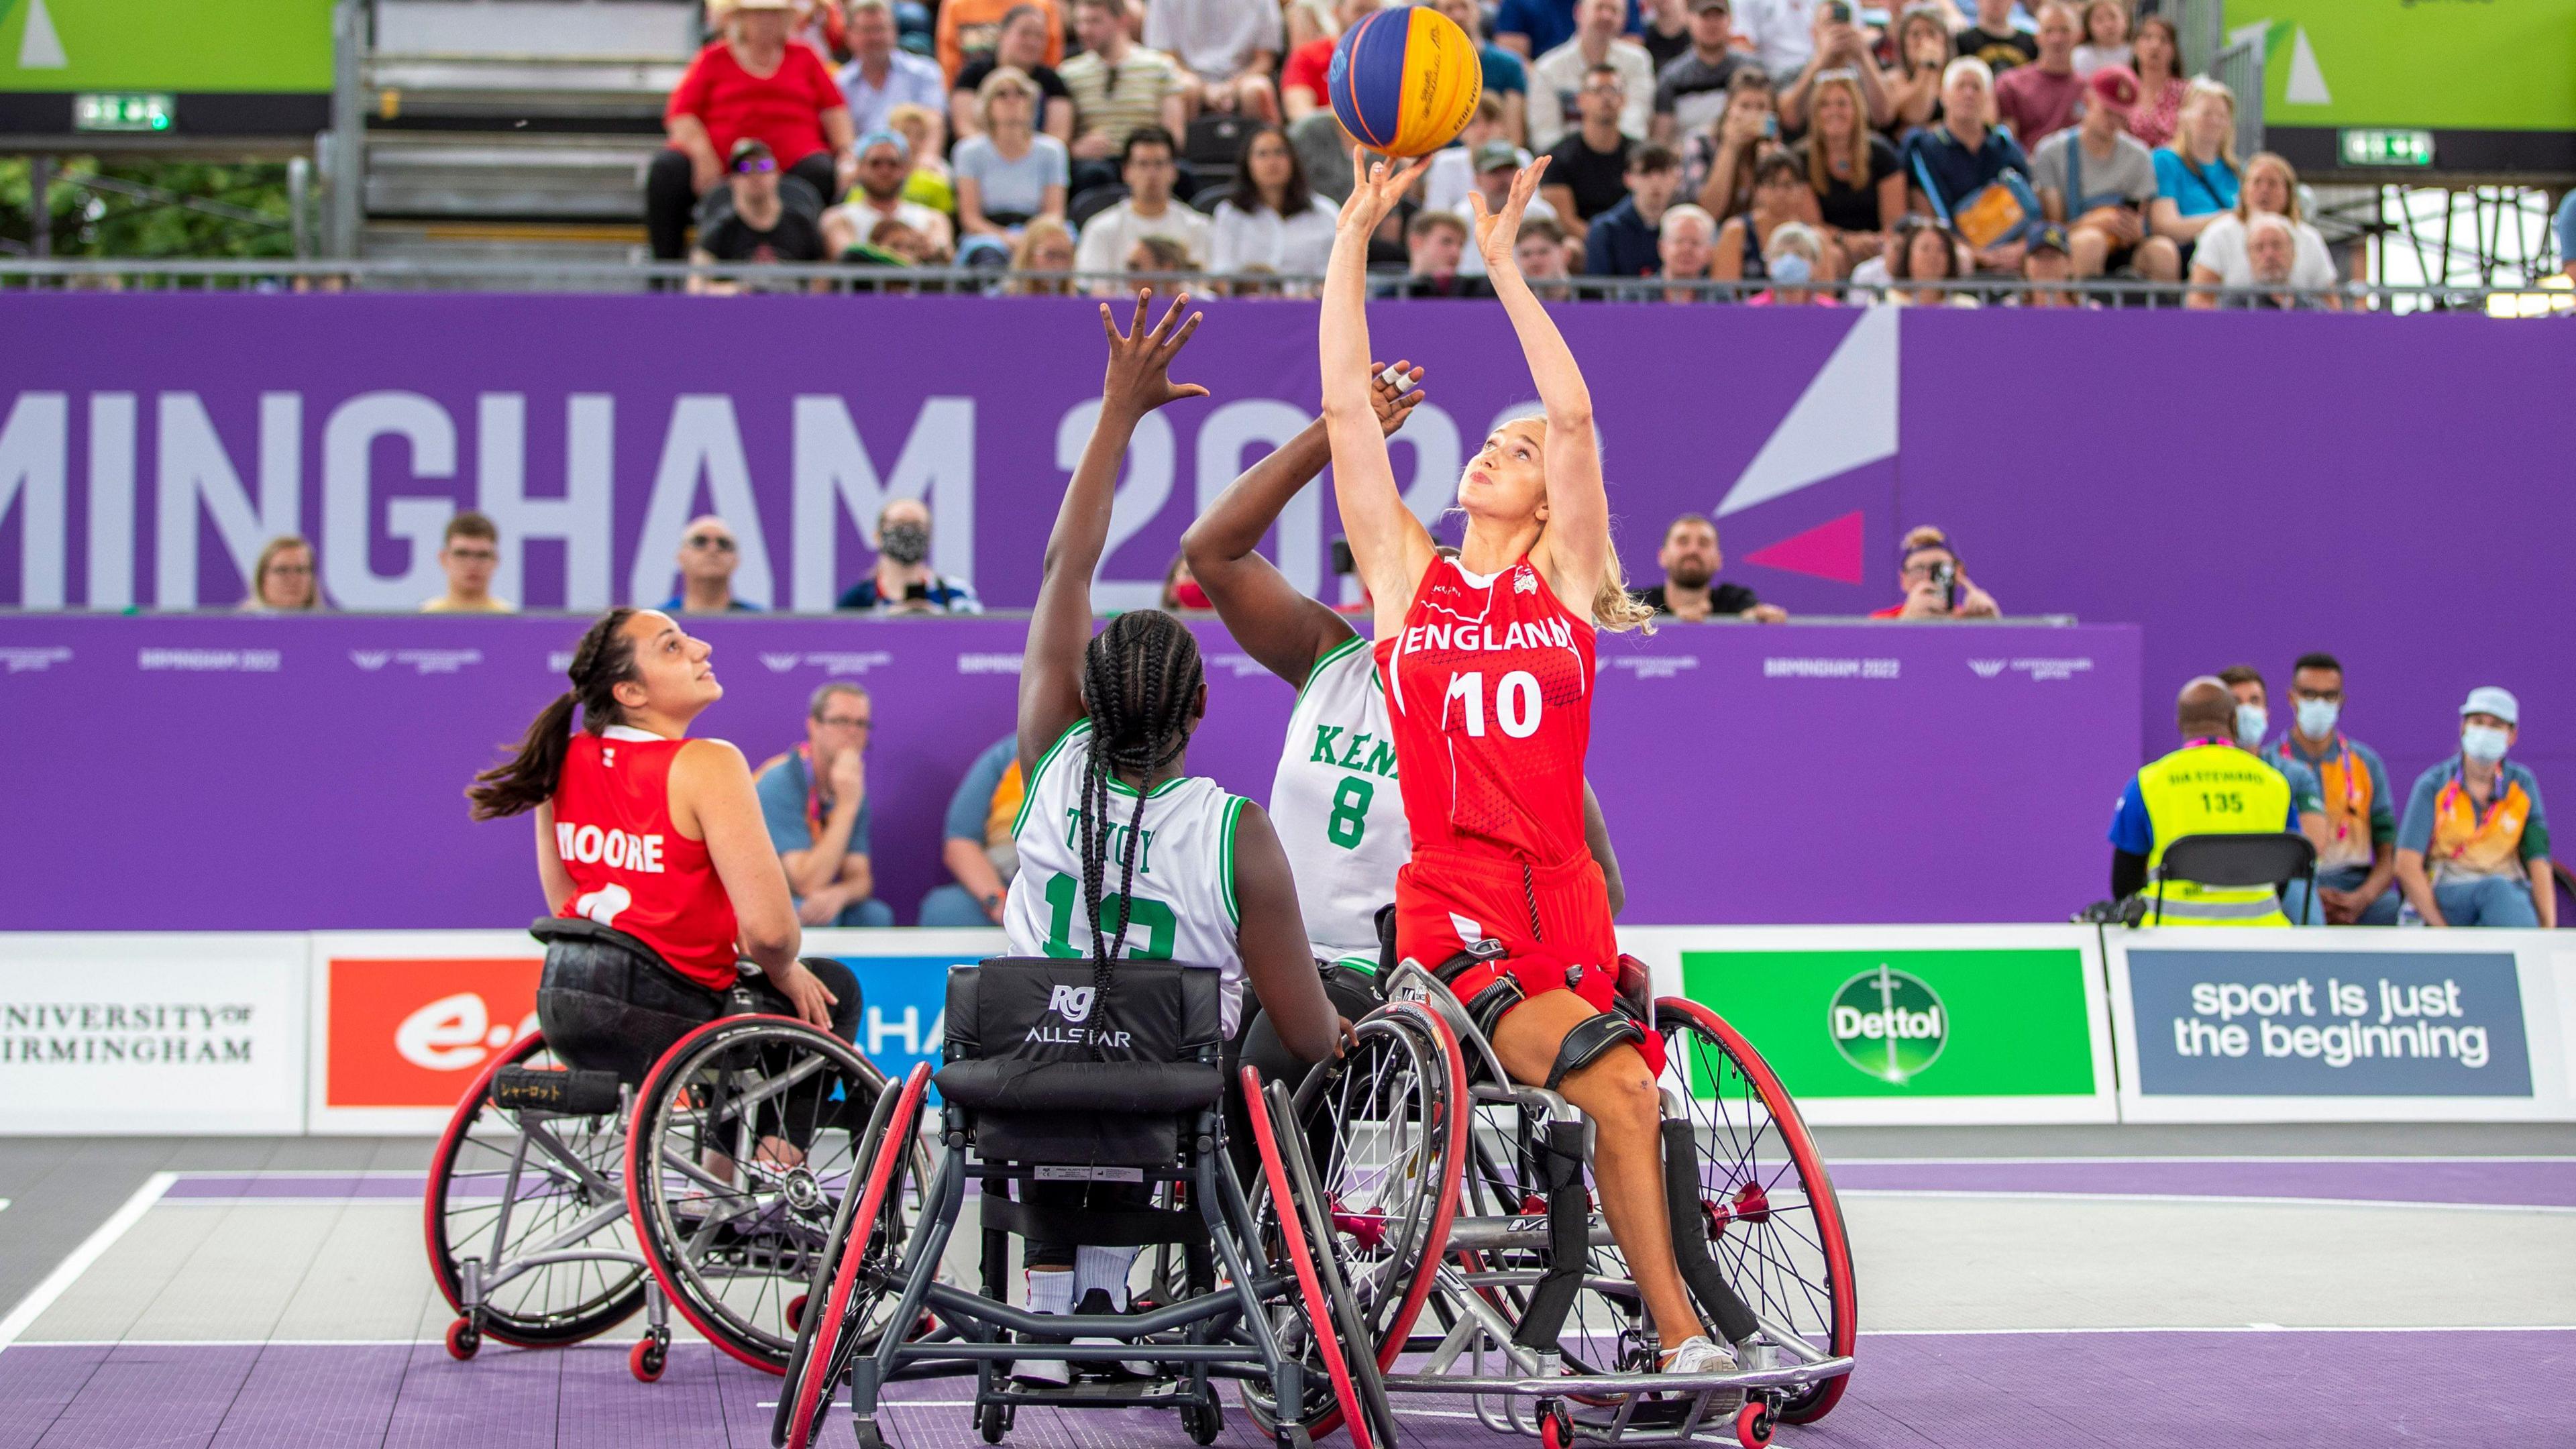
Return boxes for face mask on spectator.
[1769,254,1813,286]
[2462,724,2510,765]
[1174,580,1212,610]
[2233,702,2266,747]
[880,521,931,564]
[2295,698,2339,737]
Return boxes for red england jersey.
[1374,555,1597,866]
[551,726,741,990]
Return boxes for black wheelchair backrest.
[933,957,1226,1167]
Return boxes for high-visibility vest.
[2137,741,2294,927]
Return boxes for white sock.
[1073,1244,1138,1309]
[1026,1267,1074,1316]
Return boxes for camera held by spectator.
[837,498,983,612]
[1874,525,2000,620]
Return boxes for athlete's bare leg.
[1492,988,1705,1355]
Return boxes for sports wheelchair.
[772,956,1465,1449]
[423,918,905,1381]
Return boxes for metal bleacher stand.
[330,0,696,284]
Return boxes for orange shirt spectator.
[940,0,1065,86]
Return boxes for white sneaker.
[1660,1335,1737,1376]
[1012,1317,1071,1387]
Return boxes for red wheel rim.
[1242,1064,1374,1449]
[786,1061,929,1449]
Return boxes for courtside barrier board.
[305,928,1008,1133]
[1619,925,2120,1126]
[2103,929,2576,1123]
[0,933,308,1134]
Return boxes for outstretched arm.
[1181,360,1424,686]
[1020,289,1208,773]
[1471,158,1608,610]
[1322,154,1440,641]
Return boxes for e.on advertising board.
[310,932,543,1132]
[1619,925,2120,1125]
[0,934,307,1134]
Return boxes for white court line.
[1839,1188,2576,1215]
[1827,1155,2576,1165]
[0,1171,175,1355]
[1859,1324,2576,1336]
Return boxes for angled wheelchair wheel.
[424,1031,647,1348]
[1240,1000,1464,1443]
[1243,1066,1389,1449]
[1656,997,1858,1424]
[776,1061,930,1449]
[626,1013,894,1374]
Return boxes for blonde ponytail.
[1592,515,1656,634]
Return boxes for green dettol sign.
[1829,965,1946,1083]
[1682,946,2096,1099]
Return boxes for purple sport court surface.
[2,1152,2571,1448]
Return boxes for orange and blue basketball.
[1326,5,1483,160]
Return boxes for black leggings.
[535,934,862,1084]
[1023,968,1383,1267]
[643,147,841,260]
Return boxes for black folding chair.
[2151,833,2318,925]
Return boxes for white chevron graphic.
[1713,306,1898,519]
[19,0,67,68]
[2285,28,2330,106]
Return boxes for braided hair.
[466,608,641,819]
[1073,610,1205,998]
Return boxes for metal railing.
[1,258,2567,313]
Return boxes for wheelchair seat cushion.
[934,957,1226,1165]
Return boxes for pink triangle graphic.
[1742,511,1864,584]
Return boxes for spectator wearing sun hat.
[649,0,855,263]
[2394,688,2557,929]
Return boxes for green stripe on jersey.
[1299,632,1368,696]
[1220,795,1248,928]
[1012,719,1089,838]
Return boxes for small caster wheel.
[1182,1399,1224,1445]
[1734,1399,1775,1448]
[445,1318,481,1361]
[1541,1401,1574,1449]
[977,1401,1009,1444]
[854,1420,892,1449]
[629,1336,667,1383]
[786,1293,808,1331]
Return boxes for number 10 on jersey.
[1444,669,1544,739]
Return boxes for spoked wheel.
[774,1063,932,1449]
[424,1032,647,1348]
[1239,1000,1464,1442]
[626,1014,896,1374]
[1241,1067,1392,1449]
[1657,998,1857,1424]
[1447,1089,1642,1390]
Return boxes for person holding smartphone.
[1872,525,2000,620]
[834,496,984,612]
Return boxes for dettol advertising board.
[1629,926,2118,1125]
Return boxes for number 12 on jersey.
[1443,669,1544,739]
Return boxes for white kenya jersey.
[1269,635,1408,965]
[1004,722,1252,1033]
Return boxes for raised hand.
[1336,152,1432,238]
[1467,156,1550,272]
[1099,287,1210,419]
[1369,359,1426,437]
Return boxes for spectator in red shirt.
[649,0,857,263]
[1870,526,2001,620]
[1991,1,2084,148]
[1280,0,1373,123]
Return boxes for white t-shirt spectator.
[1423,142,1534,214]
[2071,42,2131,78]
[953,133,1071,217]
[1075,197,1216,272]
[1729,0,1819,83]
[1210,197,1339,276]
[1527,38,1656,152]
[1142,0,1284,80]
[1454,191,1560,274]
[2193,212,2339,291]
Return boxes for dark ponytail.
[1075,610,1204,997]
[467,608,642,820]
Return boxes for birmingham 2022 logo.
[1829,963,1947,1084]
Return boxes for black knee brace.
[1544,1012,1647,1091]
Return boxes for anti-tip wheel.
[977,1401,1008,1444]
[1540,1402,1574,1449]
[444,1319,480,1362]
[1734,1399,1775,1448]
[1183,1399,1224,1446]
[629,1336,667,1383]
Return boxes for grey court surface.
[3,1126,2572,1449]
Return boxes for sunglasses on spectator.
[686,533,737,551]
[733,156,778,174]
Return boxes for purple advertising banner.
[0,294,2561,825]
[0,614,2137,929]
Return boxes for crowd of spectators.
[647,0,2357,304]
